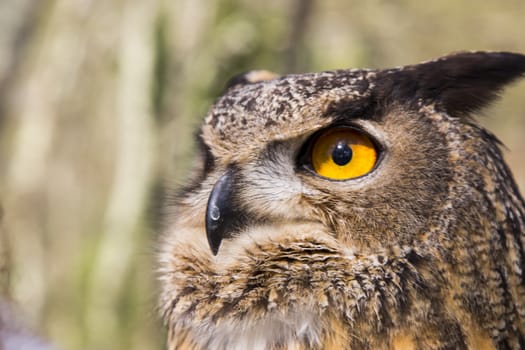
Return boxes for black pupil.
[332,141,353,166]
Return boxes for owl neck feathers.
[448,119,525,345]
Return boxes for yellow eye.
[311,128,377,180]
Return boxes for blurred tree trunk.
[0,0,163,349]
[0,0,42,299]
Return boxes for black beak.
[205,169,237,255]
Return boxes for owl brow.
[324,96,380,122]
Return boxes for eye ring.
[297,126,380,181]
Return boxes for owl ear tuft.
[378,51,525,116]
[224,70,280,91]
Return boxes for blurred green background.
[0,0,524,349]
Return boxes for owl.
[158,52,525,350]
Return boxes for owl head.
[159,52,525,349]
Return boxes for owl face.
[160,52,525,349]
[200,70,452,255]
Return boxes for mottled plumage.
[159,52,525,349]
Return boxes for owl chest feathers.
[163,230,483,349]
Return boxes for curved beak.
[205,169,236,255]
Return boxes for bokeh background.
[1,0,524,349]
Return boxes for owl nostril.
[209,204,221,221]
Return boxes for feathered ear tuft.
[376,51,525,116]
